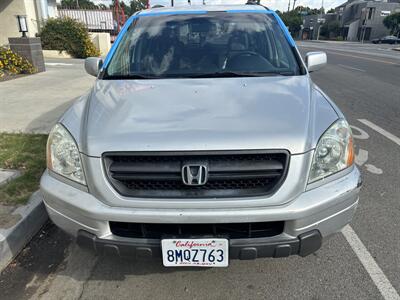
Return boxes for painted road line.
[358,119,400,146]
[338,64,366,72]
[322,51,399,66]
[342,225,400,300]
[299,46,400,66]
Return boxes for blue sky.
[93,0,345,11]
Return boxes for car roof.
[138,4,269,15]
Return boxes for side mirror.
[85,57,103,77]
[305,52,327,72]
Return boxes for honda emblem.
[182,165,208,186]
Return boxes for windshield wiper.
[187,71,295,78]
[103,74,159,80]
[103,71,296,80]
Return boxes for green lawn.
[0,133,48,205]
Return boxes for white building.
[0,0,61,45]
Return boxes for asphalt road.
[0,42,399,300]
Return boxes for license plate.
[161,238,229,267]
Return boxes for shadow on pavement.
[24,98,76,133]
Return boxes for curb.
[0,169,21,187]
[0,191,48,272]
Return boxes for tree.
[120,2,132,16]
[327,8,335,13]
[383,13,400,36]
[320,20,341,39]
[277,6,331,38]
[130,0,147,13]
[278,10,303,36]
[60,0,98,9]
[294,6,323,15]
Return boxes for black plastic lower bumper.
[77,229,322,260]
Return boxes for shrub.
[0,47,35,78]
[39,17,100,58]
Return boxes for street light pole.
[361,10,367,43]
[317,24,321,40]
[316,0,324,41]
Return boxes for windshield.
[104,12,301,79]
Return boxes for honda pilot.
[41,4,362,267]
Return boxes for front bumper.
[40,167,361,259]
[77,229,322,259]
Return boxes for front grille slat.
[109,161,181,173]
[209,160,283,172]
[209,171,282,180]
[110,221,284,239]
[111,173,181,181]
[104,150,289,198]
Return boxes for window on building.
[367,8,375,20]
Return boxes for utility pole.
[76,0,79,9]
[316,0,324,40]
[292,0,297,11]
[288,0,291,12]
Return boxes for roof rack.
[246,0,270,10]
[246,0,260,4]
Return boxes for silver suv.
[40,5,361,267]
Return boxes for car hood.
[80,76,337,157]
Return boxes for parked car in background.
[41,4,362,268]
[371,35,400,44]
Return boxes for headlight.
[309,119,354,183]
[47,124,86,185]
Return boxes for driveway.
[0,58,94,133]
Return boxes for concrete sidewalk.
[0,58,94,133]
[0,59,93,270]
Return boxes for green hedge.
[39,18,100,58]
